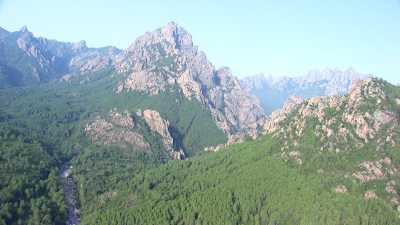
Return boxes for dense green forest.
[80,135,400,225]
[0,69,226,225]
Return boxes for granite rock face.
[84,109,185,159]
[115,22,266,140]
[142,109,185,160]
[85,109,150,151]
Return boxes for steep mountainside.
[0,26,120,88]
[115,22,265,139]
[264,78,400,207]
[242,68,368,114]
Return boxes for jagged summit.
[125,21,193,53]
[116,22,265,139]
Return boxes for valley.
[60,162,79,225]
[0,21,399,225]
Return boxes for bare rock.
[386,180,397,194]
[85,110,150,150]
[353,158,397,183]
[142,109,185,159]
[364,190,378,200]
[142,109,174,151]
[335,185,348,193]
[264,96,303,134]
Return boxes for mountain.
[241,68,368,114]
[264,78,400,206]
[0,22,264,225]
[79,78,400,225]
[0,23,265,139]
[0,26,121,88]
[1,22,398,225]
[114,22,265,139]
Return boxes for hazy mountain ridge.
[0,26,121,87]
[242,68,369,114]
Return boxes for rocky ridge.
[264,78,399,151]
[0,26,121,86]
[115,22,266,140]
[141,109,185,160]
[263,78,400,206]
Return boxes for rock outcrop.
[85,109,185,160]
[264,96,303,134]
[142,109,185,160]
[85,110,150,150]
[115,22,266,140]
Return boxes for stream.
[60,162,80,225]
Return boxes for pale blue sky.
[0,0,399,83]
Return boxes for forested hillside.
[80,135,400,225]
[0,68,226,225]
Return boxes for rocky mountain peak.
[124,21,193,54]
[116,23,266,140]
[160,21,193,49]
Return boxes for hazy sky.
[0,0,399,83]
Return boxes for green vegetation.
[1,69,399,225]
[0,126,66,225]
[81,136,400,225]
[0,68,226,225]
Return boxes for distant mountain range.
[241,68,369,114]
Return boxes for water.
[60,163,80,225]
